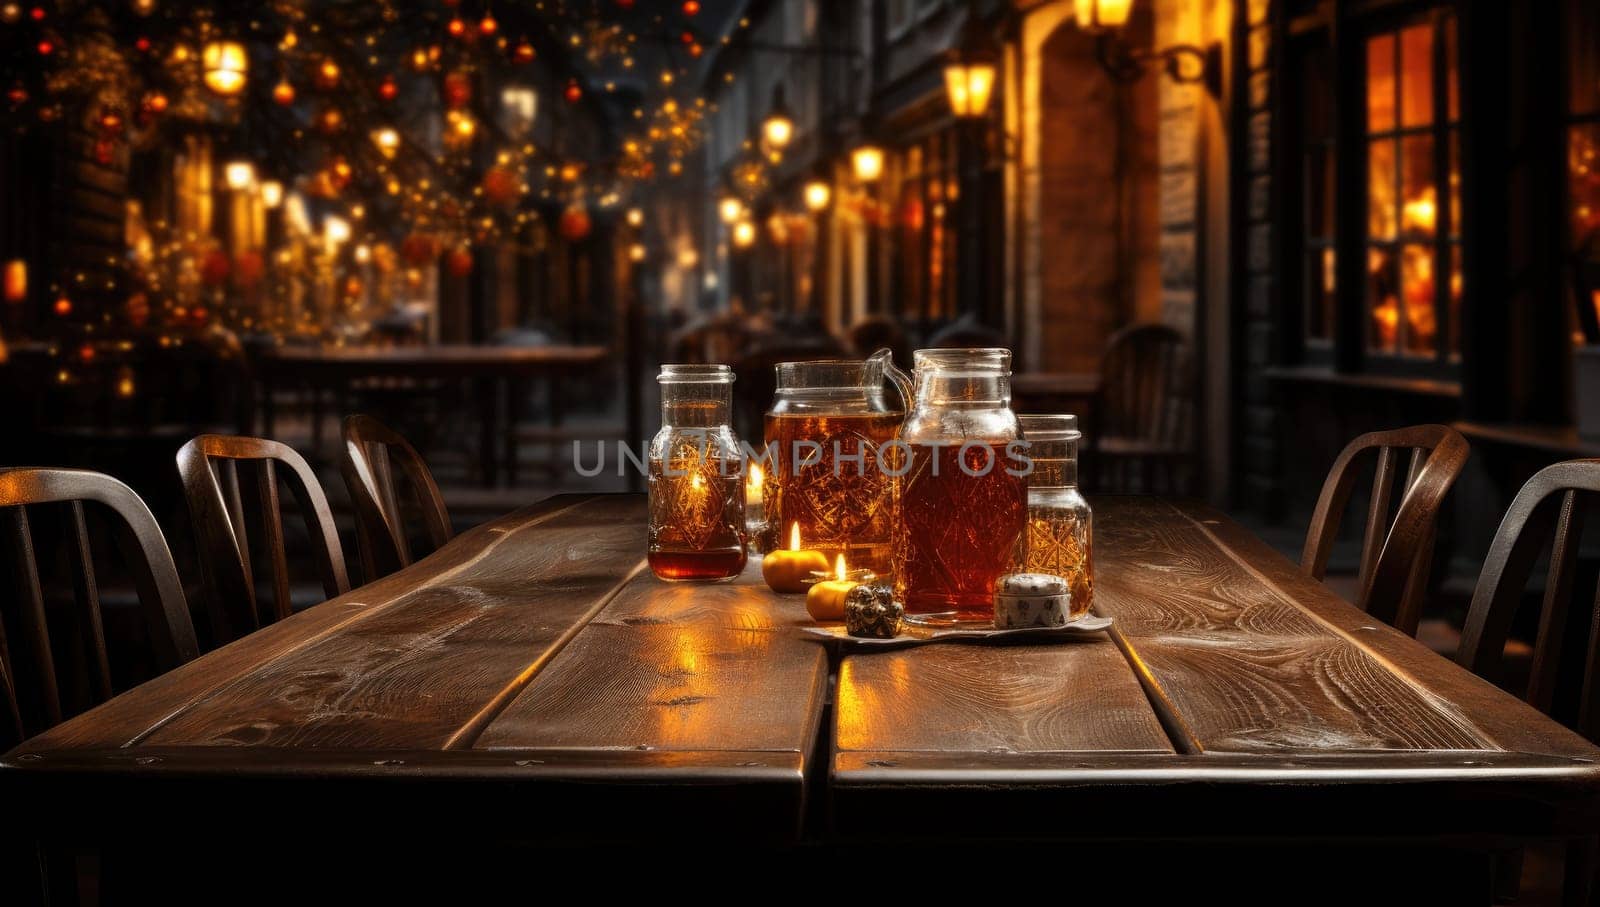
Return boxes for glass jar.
[1013,414,1093,617]
[763,358,902,573]
[647,364,747,581]
[885,348,1026,620]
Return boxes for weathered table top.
[6,494,1599,847]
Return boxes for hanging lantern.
[804,178,831,212]
[482,166,521,206]
[315,58,341,91]
[200,249,232,286]
[851,144,885,183]
[443,71,472,108]
[371,127,400,158]
[445,245,474,277]
[234,249,265,288]
[943,15,1000,119]
[272,78,296,106]
[202,40,248,96]
[401,233,437,265]
[3,260,26,302]
[762,85,795,151]
[478,14,497,36]
[447,17,466,38]
[559,204,592,242]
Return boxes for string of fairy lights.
[0,0,772,395]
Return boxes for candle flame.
[690,472,705,489]
[747,461,764,488]
[789,521,801,551]
[835,553,846,581]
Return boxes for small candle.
[762,522,829,594]
[806,553,858,621]
[745,461,765,519]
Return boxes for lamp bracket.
[1094,34,1222,99]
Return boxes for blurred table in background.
[252,344,609,486]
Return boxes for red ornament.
[315,59,340,91]
[682,0,700,14]
[190,305,209,325]
[401,233,437,265]
[317,107,345,134]
[559,204,592,242]
[141,91,168,115]
[200,249,232,287]
[135,36,151,53]
[563,79,582,104]
[53,296,72,316]
[689,42,703,58]
[273,79,296,106]
[445,246,473,277]
[478,15,497,36]
[378,76,398,102]
[234,249,265,289]
[680,31,694,45]
[446,17,466,37]
[482,166,519,206]
[36,39,54,56]
[77,343,95,363]
[512,41,535,64]
[443,71,472,108]
[6,84,27,107]
[29,6,43,21]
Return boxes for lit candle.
[745,460,765,524]
[806,553,858,621]
[763,522,830,594]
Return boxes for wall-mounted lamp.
[803,178,831,212]
[718,196,745,224]
[1078,0,1220,97]
[943,15,999,119]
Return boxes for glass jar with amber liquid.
[1013,414,1093,617]
[885,348,1027,620]
[763,357,902,574]
[647,364,747,581]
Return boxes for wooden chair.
[0,468,199,748]
[340,415,452,582]
[1454,459,1600,906]
[1094,323,1192,494]
[177,434,349,644]
[1300,424,1470,637]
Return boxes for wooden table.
[252,344,609,484]
[6,495,1600,896]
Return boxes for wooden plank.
[134,494,645,749]
[12,495,591,750]
[1095,497,1492,753]
[476,619,827,753]
[835,641,1172,756]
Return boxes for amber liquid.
[894,442,1027,618]
[1020,511,1094,618]
[647,457,746,582]
[763,412,900,574]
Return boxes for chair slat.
[1526,490,1584,714]
[64,501,113,701]
[255,460,293,623]
[3,506,61,729]
[1358,446,1398,595]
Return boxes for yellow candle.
[762,522,829,594]
[806,553,858,621]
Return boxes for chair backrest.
[177,434,349,643]
[1457,460,1600,733]
[1300,424,1470,636]
[1099,323,1189,444]
[0,468,199,748]
[340,415,452,581]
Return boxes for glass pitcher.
[647,364,747,581]
[882,348,1027,619]
[763,357,902,573]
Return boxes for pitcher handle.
[870,347,914,412]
